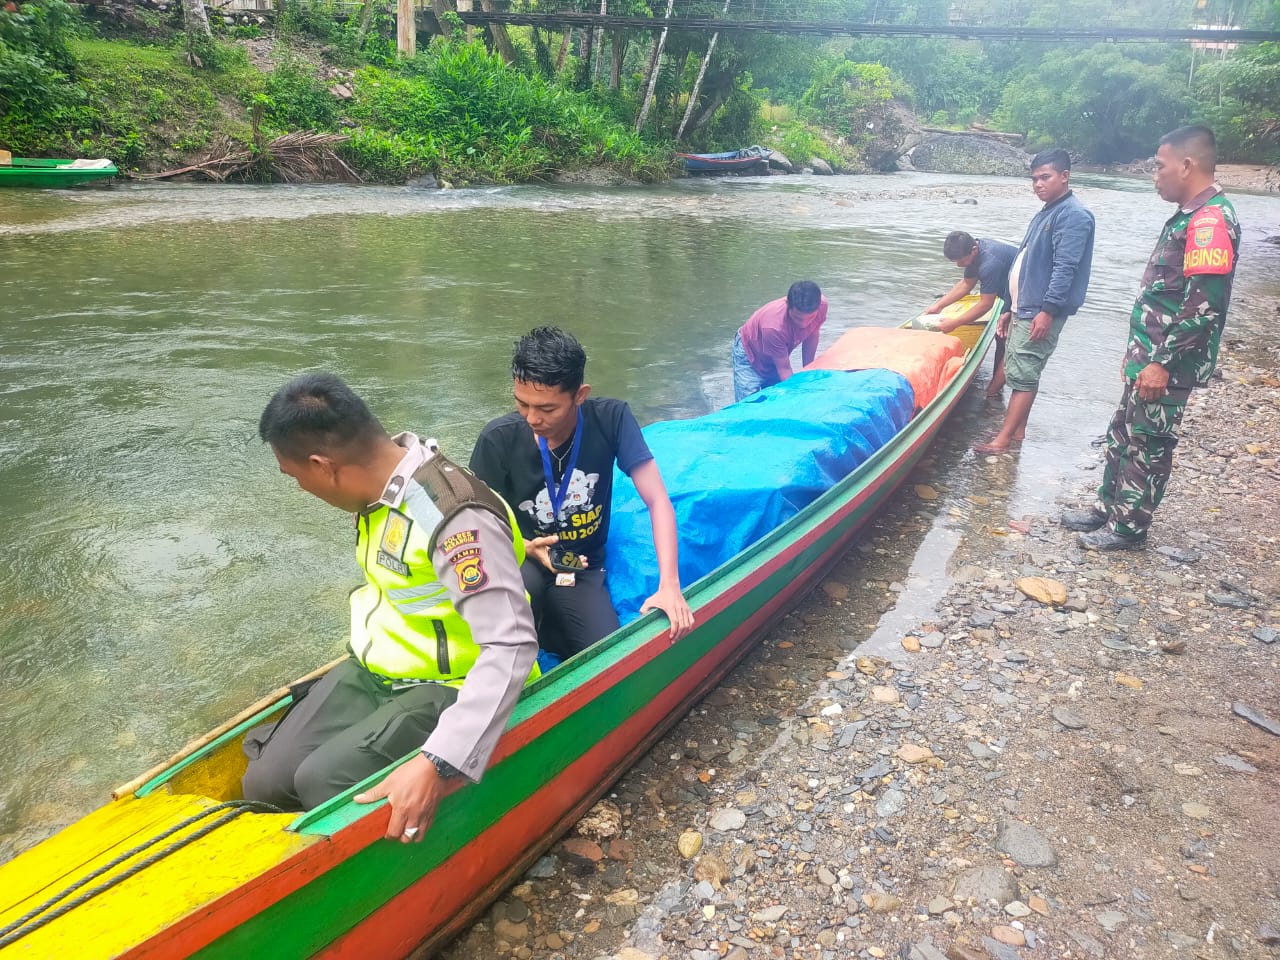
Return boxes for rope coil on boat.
[0,799,283,949]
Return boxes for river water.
[1,173,1277,859]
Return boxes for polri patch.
[451,547,488,593]
[376,551,410,577]
[376,509,412,576]
[439,529,479,555]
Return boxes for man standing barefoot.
[974,149,1095,455]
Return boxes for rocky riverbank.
[1093,162,1279,195]
[440,356,1280,960]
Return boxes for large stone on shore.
[907,133,1029,177]
[553,165,639,187]
[810,156,834,175]
[950,865,1020,905]
[709,807,747,831]
[678,829,704,859]
[995,821,1058,867]
[768,150,794,173]
[577,799,622,840]
[1016,576,1068,606]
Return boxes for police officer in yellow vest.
[242,373,538,843]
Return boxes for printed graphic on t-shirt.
[518,468,603,542]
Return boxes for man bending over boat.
[241,373,538,843]
[731,281,829,402]
[470,327,694,661]
[924,231,1017,398]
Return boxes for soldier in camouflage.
[1064,126,1241,550]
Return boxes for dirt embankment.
[1100,161,1278,195]
[1215,164,1279,194]
[441,356,1280,960]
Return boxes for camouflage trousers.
[1097,381,1190,538]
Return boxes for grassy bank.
[2,37,259,170]
[0,6,672,184]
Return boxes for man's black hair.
[512,326,587,394]
[258,372,386,462]
[943,230,977,261]
[786,281,822,313]
[1030,148,1071,173]
[1160,124,1217,172]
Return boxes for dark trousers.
[1097,382,1190,539]
[241,658,457,811]
[521,562,620,659]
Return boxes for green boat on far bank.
[0,153,118,187]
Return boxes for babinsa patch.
[1183,205,1233,276]
[451,547,488,593]
[376,509,412,576]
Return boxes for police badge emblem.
[376,509,412,576]
[451,547,488,593]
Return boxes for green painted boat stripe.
[193,542,827,958]
[177,323,995,960]
[192,469,909,959]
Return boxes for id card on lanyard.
[539,408,584,583]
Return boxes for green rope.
[0,799,282,949]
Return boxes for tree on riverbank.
[994,44,1192,163]
[4,0,1278,182]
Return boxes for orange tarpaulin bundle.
[808,327,968,411]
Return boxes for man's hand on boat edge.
[353,753,446,843]
[641,581,695,642]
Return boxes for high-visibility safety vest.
[349,453,530,688]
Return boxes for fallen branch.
[141,131,361,184]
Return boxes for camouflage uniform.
[1097,186,1240,538]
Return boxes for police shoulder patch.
[1183,205,1233,276]
[439,529,479,555]
[451,546,488,593]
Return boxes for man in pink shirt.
[731,281,829,401]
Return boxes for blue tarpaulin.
[604,368,914,624]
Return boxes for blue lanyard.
[538,408,584,527]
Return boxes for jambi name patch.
[439,529,479,554]
[1183,206,1234,276]
[451,547,488,593]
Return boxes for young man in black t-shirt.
[470,327,694,659]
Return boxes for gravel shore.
[441,356,1279,960]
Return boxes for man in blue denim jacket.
[975,149,1095,455]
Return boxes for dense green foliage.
[1,33,256,166]
[994,44,1193,163]
[258,60,340,131]
[344,40,669,182]
[2,0,1277,180]
[1196,42,1280,161]
[0,0,82,115]
[0,2,667,181]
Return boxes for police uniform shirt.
[379,433,539,781]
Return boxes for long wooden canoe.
[677,146,772,173]
[0,157,118,188]
[0,300,997,960]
